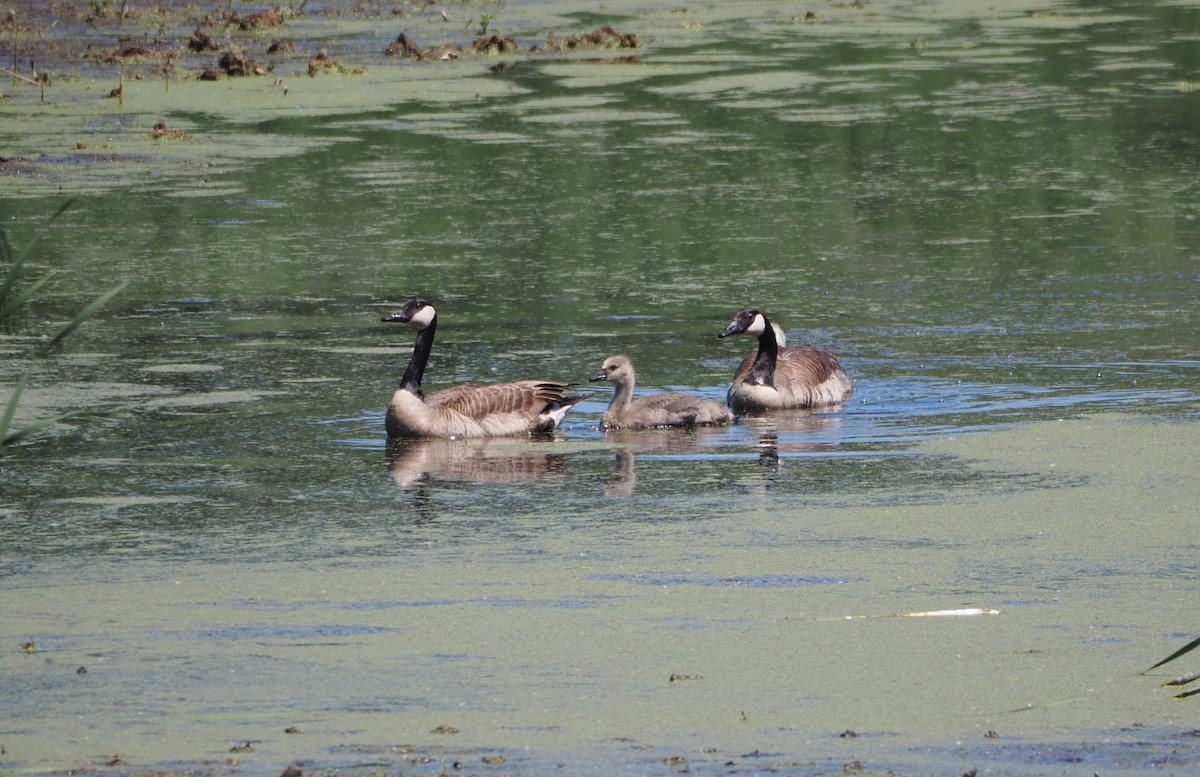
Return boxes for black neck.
[400,316,436,396]
[747,319,778,386]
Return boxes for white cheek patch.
[408,304,437,328]
[746,313,767,336]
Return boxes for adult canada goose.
[718,308,852,411]
[382,297,585,438]
[590,354,734,430]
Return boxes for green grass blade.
[0,370,31,444]
[40,281,129,354]
[1144,635,1200,674]
[2,408,119,447]
[12,198,74,268]
[0,224,13,264]
[3,409,91,447]
[1,199,74,306]
[0,228,27,305]
[0,270,57,323]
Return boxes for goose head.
[382,297,437,330]
[718,308,769,339]
[590,354,634,384]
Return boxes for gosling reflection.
[604,447,636,498]
[386,437,571,489]
[599,426,731,498]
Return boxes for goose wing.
[428,380,572,420]
[773,346,853,406]
[776,346,846,385]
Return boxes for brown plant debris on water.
[308,49,362,76]
[384,32,459,61]
[217,48,264,76]
[150,122,186,140]
[385,32,424,59]
[472,34,520,55]
[84,42,165,64]
[546,25,640,52]
[188,27,220,52]
[226,6,287,31]
[1,13,33,34]
[1,8,647,89]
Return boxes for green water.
[2,1,1199,774]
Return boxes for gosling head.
[382,297,437,330]
[590,354,635,384]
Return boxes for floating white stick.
[842,607,1001,620]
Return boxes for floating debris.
[227,7,286,31]
[217,49,264,77]
[385,32,459,61]
[841,607,1001,621]
[150,122,186,140]
[385,32,426,59]
[306,49,363,76]
[546,26,640,52]
[472,34,519,54]
[188,27,219,52]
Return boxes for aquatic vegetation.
[1146,636,1200,699]
[0,200,127,447]
[474,13,494,37]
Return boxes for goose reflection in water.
[386,437,571,489]
[738,410,849,492]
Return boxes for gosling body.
[590,354,733,430]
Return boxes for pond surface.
[2,1,1199,775]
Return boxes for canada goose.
[589,354,734,429]
[382,298,585,438]
[718,308,852,411]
